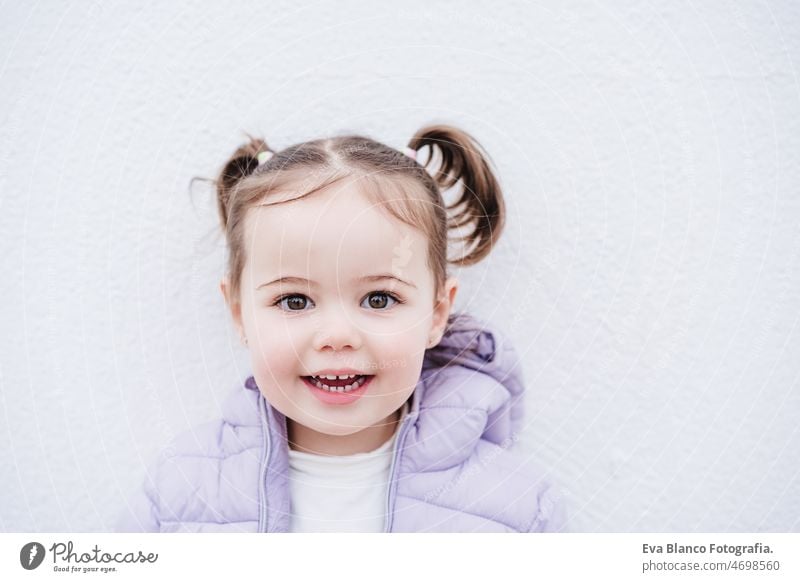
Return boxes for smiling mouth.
[301,374,373,393]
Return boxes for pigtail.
[408,124,505,266]
[215,133,273,231]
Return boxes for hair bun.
[408,124,505,267]
[215,134,271,229]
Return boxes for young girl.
[115,124,566,533]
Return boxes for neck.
[287,408,402,456]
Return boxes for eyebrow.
[359,274,417,289]
[257,274,417,290]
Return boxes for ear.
[429,276,458,348]
[219,276,244,337]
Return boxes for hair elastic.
[402,146,417,161]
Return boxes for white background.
[1,0,798,532]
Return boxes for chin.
[324,425,367,437]
[302,418,370,436]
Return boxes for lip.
[301,374,374,405]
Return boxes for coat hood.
[398,311,526,472]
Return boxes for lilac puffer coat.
[115,312,567,532]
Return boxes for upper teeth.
[314,374,358,380]
[309,374,367,393]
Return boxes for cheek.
[369,329,427,375]
[245,311,306,377]
[247,326,305,409]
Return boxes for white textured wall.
[1,0,798,532]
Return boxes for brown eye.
[287,296,306,310]
[362,292,399,310]
[369,294,387,309]
[276,295,312,311]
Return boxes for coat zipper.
[258,394,271,532]
[258,390,414,533]
[383,412,414,532]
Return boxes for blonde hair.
[208,124,506,305]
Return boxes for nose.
[312,304,363,352]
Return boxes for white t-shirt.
[288,402,409,533]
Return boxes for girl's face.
[221,179,457,453]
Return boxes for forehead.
[243,182,429,280]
